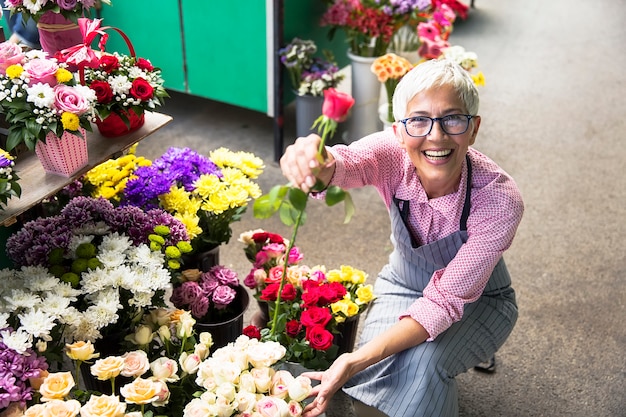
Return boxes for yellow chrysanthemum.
[6,64,23,79]
[209,147,265,179]
[55,68,73,83]
[174,212,202,240]
[0,149,13,160]
[60,112,80,131]
[159,186,196,214]
[194,174,223,198]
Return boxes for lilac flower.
[212,286,237,310]
[210,265,240,287]
[0,341,48,409]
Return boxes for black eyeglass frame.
[398,114,474,137]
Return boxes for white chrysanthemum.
[0,328,32,354]
[27,273,61,293]
[108,74,132,95]
[125,244,163,267]
[0,313,9,329]
[52,282,82,300]
[84,301,120,329]
[58,306,83,327]
[128,291,154,308]
[26,82,55,109]
[74,83,97,103]
[98,249,127,269]
[18,308,56,340]
[102,264,133,289]
[99,232,132,253]
[68,316,102,343]
[80,268,115,293]
[4,289,42,310]
[40,293,73,316]
[126,66,146,79]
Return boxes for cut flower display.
[279,37,344,96]
[0,148,21,209]
[0,45,98,151]
[371,52,414,123]
[3,0,111,23]
[0,196,191,365]
[241,229,375,370]
[121,146,264,254]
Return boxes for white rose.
[121,350,150,378]
[179,352,202,374]
[247,341,286,368]
[150,357,180,383]
[250,367,274,393]
[287,376,312,402]
[215,382,236,402]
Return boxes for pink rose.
[0,42,24,72]
[24,58,59,87]
[54,84,91,115]
[321,88,355,123]
[212,285,236,309]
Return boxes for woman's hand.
[300,353,356,417]
[280,134,335,193]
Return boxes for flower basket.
[36,10,83,54]
[34,128,88,177]
[95,107,145,137]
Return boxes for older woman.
[279,59,524,417]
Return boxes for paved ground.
[137,0,626,415]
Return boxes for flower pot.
[334,314,362,355]
[95,109,145,138]
[36,11,83,55]
[35,128,88,177]
[194,285,250,350]
[345,50,384,143]
[379,104,394,130]
[181,245,220,272]
[295,93,324,138]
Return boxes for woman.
[280,59,524,417]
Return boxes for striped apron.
[343,157,518,417]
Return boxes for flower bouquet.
[59,18,169,137]
[440,45,485,86]
[241,229,375,370]
[121,146,264,262]
[370,52,414,124]
[1,196,191,366]
[0,46,97,154]
[279,37,344,97]
[0,148,21,209]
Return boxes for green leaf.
[287,187,308,212]
[342,191,356,224]
[324,185,347,206]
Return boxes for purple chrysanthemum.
[0,341,48,409]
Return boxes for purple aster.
[153,147,222,191]
[6,216,71,267]
[0,342,48,408]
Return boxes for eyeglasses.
[398,114,474,137]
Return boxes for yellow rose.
[65,341,99,362]
[356,284,375,304]
[119,378,160,405]
[90,356,125,381]
[39,372,75,401]
[125,325,154,346]
[24,404,46,417]
[80,394,126,417]
[157,324,171,342]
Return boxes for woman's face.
[393,84,481,199]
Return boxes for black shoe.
[474,355,496,373]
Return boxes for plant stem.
[269,201,307,336]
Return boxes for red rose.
[89,80,114,104]
[99,54,120,73]
[136,57,154,72]
[301,288,321,308]
[260,283,280,301]
[322,88,355,123]
[281,283,297,301]
[300,306,332,328]
[285,319,302,338]
[305,325,334,350]
[252,232,284,244]
[318,282,347,305]
[243,325,261,340]
[130,77,154,101]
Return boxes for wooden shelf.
[0,111,173,227]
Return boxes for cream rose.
[183,398,216,417]
[151,380,171,407]
[39,371,75,401]
[215,382,237,402]
[90,356,125,381]
[119,378,160,405]
[235,391,258,413]
[250,367,274,393]
[287,376,313,403]
[287,400,304,417]
[247,341,286,368]
[238,371,257,393]
[157,324,171,342]
[126,325,154,346]
[179,352,202,374]
[255,396,289,417]
[271,370,294,399]
[80,394,126,417]
[150,357,180,383]
[65,341,99,362]
[176,311,195,338]
[149,308,172,326]
[215,395,237,417]
[43,399,82,417]
[121,350,150,378]
[198,332,214,349]
[23,404,46,417]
